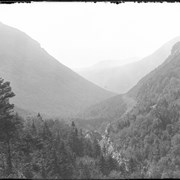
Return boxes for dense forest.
[109,90,180,178]
[2,67,180,179]
[0,77,125,179]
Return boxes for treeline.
[0,78,122,179]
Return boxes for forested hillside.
[106,41,180,178]
[75,94,136,133]
[128,41,180,104]
[0,77,125,179]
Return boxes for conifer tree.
[99,153,106,175]
[0,78,20,175]
[31,119,37,137]
[92,138,101,158]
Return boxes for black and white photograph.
[0,1,180,179]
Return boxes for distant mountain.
[76,57,140,93]
[76,37,180,93]
[75,57,140,72]
[0,22,115,117]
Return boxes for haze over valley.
[76,36,180,93]
[1,2,180,179]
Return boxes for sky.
[0,2,180,69]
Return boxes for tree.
[92,138,101,158]
[0,78,21,175]
[83,138,93,157]
[171,134,180,157]
[68,122,81,156]
[31,120,37,136]
[57,141,74,179]
[98,153,106,175]
[42,121,52,141]
[75,156,102,179]
[71,121,75,129]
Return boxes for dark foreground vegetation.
[0,78,124,179]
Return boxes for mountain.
[128,41,180,105]
[0,22,115,117]
[76,37,180,93]
[75,57,140,72]
[105,41,180,179]
[75,40,180,179]
[76,39,180,132]
[76,57,140,93]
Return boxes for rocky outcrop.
[99,124,129,172]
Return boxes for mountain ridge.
[128,40,180,103]
[0,22,115,118]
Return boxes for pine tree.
[0,78,20,175]
[68,122,80,156]
[78,129,84,157]
[92,138,101,158]
[58,141,74,179]
[42,121,52,141]
[99,153,106,175]
[31,120,37,136]
[83,139,93,157]
[71,121,75,129]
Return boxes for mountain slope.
[111,40,180,137]
[77,94,127,120]
[106,41,180,179]
[128,41,180,105]
[76,37,180,93]
[0,22,115,117]
[77,40,180,132]
[75,93,136,133]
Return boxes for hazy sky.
[0,2,180,69]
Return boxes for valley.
[1,20,180,179]
[76,36,180,94]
